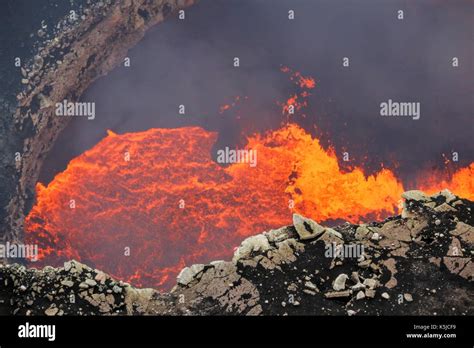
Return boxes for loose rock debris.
[0,190,472,315]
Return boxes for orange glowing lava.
[24,123,473,290]
[280,66,315,116]
[419,163,474,200]
[24,68,473,290]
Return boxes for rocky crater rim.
[2,0,197,245]
[1,189,472,316]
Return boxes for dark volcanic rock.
[0,190,472,316]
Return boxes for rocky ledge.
[0,189,472,316]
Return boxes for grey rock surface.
[0,190,472,316]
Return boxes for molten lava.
[280,66,315,116]
[24,68,473,290]
[419,163,474,199]
[24,123,473,290]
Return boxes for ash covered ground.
[1,189,472,316]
